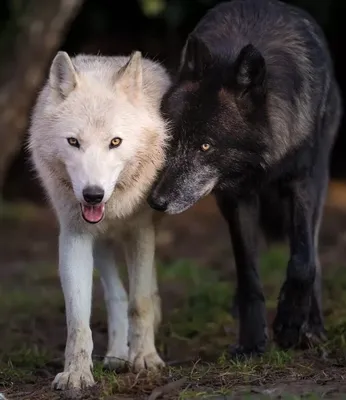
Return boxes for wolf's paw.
[52,369,95,391]
[297,318,327,349]
[273,309,310,349]
[273,280,313,349]
[273,308,308,349]
[303,296,327,347]
[300,326,327,348]
[129,351,165,373]
[273,319,326,349]
[104,352,129,373]
[229,344,265,359]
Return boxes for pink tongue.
[82,204,105,223]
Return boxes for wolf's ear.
[234,44,266,97]
[179,36,212,80]
[49,52,79,99]
[115,51,143,103]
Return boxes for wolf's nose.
[147,196,168,212]
[83,186,104,205]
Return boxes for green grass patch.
[0,200,44,222]
[159,260,232,337]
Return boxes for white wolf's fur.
[28,51,171,390]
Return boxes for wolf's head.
[148,37,270,214]
[31,51,168,223]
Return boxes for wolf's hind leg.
[94,239,129,371]
[122,217,164,372]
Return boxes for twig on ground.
[148,378,188,400]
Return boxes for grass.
[86,343,344,399]
[1,256,346,399]
[1,202,346,398]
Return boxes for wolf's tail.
[258,188,288,242]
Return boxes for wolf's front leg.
[53,229,95,390]
[273,176,326,349]
[216,193,268,356]
[123,219,164,372]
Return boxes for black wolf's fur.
[148,0,342,355]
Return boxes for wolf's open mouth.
[81,203,105,224]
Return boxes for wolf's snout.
[83,185,105,205]
[147,194,168,212]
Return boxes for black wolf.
[148,0,342,355]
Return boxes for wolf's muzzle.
[147,195,168,212]
[83,185,105,205]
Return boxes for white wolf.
[28,51,171,390]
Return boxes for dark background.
[2,0,346,202]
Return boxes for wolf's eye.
[201,143,211,152]
[110,137,122,149]
[67,137,80,148]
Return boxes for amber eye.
[110,137,122,149]
[67,137,80,148]
[201,143,211,152]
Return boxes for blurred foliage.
[139,0,166,17]
[1,0,339,37]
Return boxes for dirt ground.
[2,181,346,399]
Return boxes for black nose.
[83,186,104,205]
[147,196,168,212]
